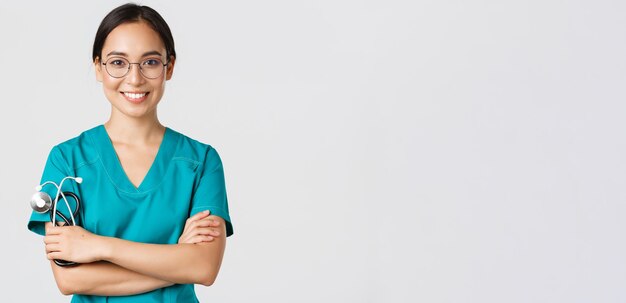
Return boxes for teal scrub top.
[27,124,234,303]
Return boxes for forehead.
[102,21,165,58]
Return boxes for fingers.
[179,227,221,243]
[45,243,61,253]
[196,218,221,227]
[47,251,62,260]
[188,235,215,244]
[193,227,221,237]
[179,226,221,244]
[45,226,63,235]
[186,210,211,224]
[193,235,214,243]
[43,235,60,244]
[186,218,220,230]
[182,211,212,233]
[186,226,221,237]
[179,211,221,244]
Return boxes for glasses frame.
[101,57,170,79]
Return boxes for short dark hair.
[92,3,176,63]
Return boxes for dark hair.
[92,3,176,63]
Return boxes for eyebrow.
[106,50,163,58]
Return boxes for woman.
[27,3,233,302]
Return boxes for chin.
[123,108,155,118]
[110,102,153,118]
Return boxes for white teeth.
[124,92,147,99]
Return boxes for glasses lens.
[105,58,129,78]
[140,58,165,79]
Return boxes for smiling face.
[94,21,175,119]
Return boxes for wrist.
[97,235,115,261]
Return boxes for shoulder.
[168,127,223,167]
[49,125,101,170]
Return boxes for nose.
[126,63,145,85]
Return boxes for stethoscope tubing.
[50,191,81,227]
[51,191,81,267]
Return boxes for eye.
[110,59,127,66]
[143,59,161,66]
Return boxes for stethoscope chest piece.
[30,192,53,214]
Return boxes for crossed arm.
[43,211,226,296]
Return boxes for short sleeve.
[27,146,79,236]
[190,146,234,237]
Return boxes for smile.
[120,91,149,103]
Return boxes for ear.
[94,57,103,82]
[165,55,175,80]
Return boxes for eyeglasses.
[102,57,169,79]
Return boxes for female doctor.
[27,3,233,302]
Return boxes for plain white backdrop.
[1,0,625,302]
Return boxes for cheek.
[146,80,166,96]
[102,78,122,93]
[156,80,166,91]
[101,79,124,103]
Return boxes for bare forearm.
[51,260,173,296]
[44,217,227,288]
[100,237,225,285]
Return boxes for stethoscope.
[30,176,83,267]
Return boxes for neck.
[104,108,165,145]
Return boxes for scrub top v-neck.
[95,124,174,193]
[27,124,233,303]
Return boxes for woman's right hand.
[178,210,222,244]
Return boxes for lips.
[120,91,149,103]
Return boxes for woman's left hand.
[44,225,104,263]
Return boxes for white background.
[1,0,625,302]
